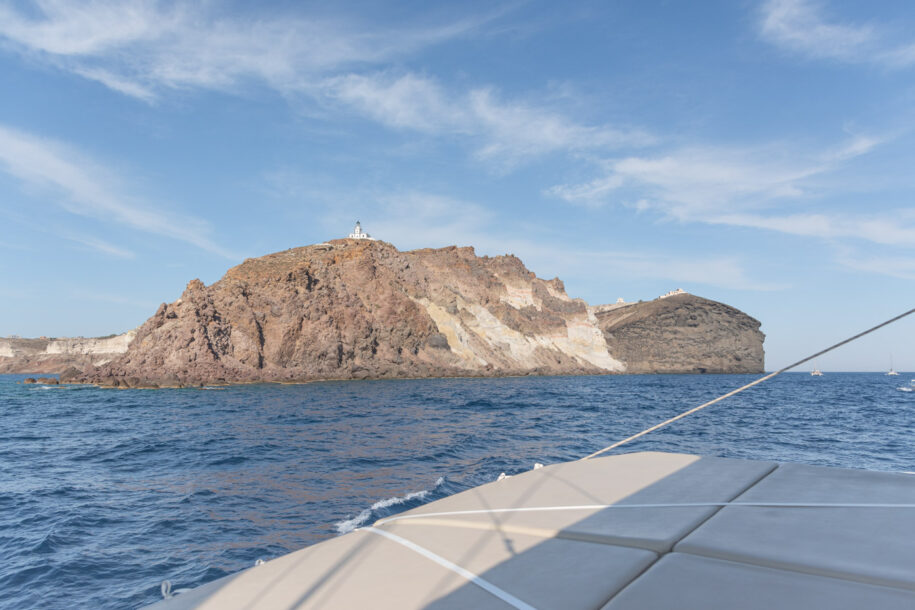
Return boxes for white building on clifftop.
[659,288,687,299]
[347,221,376,240]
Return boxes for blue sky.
[0,0,913,371]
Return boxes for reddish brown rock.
[79,240,630,386]
[59,367,82,382]
[68,240,765,386]
[22,376,58,384]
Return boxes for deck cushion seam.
[594,461,782,608]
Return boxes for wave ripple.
[1,372,913,609]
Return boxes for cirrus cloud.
[545,134,915,249]
[322,72,654,166]
[759,0,915,68]
[0,2,653,168]
[0,123,235,258]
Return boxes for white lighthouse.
[347,221,376,240]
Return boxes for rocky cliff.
[0,332,135,374]
[76,240,626,387]
[38,240,763,387]
[592,294,764,374]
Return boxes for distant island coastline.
[1,237,764,387]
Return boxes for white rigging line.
[583,306,915,461]
[360,527,537,610]
[374,501,915,527]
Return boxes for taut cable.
[582,306,915,461]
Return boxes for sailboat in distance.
[811,361,824,376]
[887,354,900,376]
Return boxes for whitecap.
[334,477,445,534]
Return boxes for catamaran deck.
[146,451,915,609]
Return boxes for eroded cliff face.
[0,332,135,374]
[50,241,767,387]
[79,240,626,386]
[592,294,765,374]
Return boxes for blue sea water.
[1,372,914,609]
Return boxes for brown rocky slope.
[72,240,763,387]
[593,294,765,374]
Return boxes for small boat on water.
[147,451,915,610]
[810,368,823,376]
[887,369,900,376]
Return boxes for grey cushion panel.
[603,553,915,610]
[385,522,658,610]
[676,463,915,590]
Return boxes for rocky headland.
[2,240,765,386]
[592,294,765,374]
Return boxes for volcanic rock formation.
[592,294,765,374]
[37,239,764,387]
[77,240,627,387]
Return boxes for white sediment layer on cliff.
[414,298,488,366]
[0,331,137,374]
[499,284,537,309]
[0,331,135,357]
[413,294,624,372]
[44,331,136,355]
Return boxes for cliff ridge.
[4,240,765,385]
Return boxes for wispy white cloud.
[705,212,915,247]
[465,87,653,161]
[547,137,877,211]
[546,132,915,284]
[543,175,625,208]
[0,0,170,55]
[65,234,135,259]
[544,134,915,249]
[0,123,234,257]
[835,250,915,280]
[0,2,649,166]
[323,72,652,165]
[759,0,915,68]
[322,72,462,133]
[72,66,158,102]
[0,1,489,100]
[0,207,135,257]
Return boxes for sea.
[1,372,914,609]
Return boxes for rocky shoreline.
[3,240,765,387]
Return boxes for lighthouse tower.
[347,221,376,240]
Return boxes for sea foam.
[334,477,445,534]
